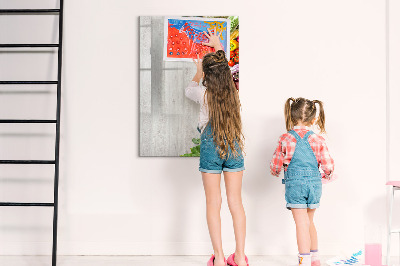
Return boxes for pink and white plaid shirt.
[270,126,334,179]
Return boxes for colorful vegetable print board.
[163,17,230,61]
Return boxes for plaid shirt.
[270,126,334,179]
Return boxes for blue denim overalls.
[283,130,322,210]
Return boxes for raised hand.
[192,54,203,83]
[202,28,223,51]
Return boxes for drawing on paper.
[163,17,230,61]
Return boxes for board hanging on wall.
[163,16,230,62]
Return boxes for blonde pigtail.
[313,100,326,133]
[285,98,295,131]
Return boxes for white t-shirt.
[185,81,209,133]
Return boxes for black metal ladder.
[0,2,63,266]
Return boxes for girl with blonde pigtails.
[270,98,335,266]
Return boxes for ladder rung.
[0,202,54,207]
[0,160,55,164]
[391,229,400,233]
[0,119,56,123]
[0,81,58,84]
[0,44,59,48]
[0,9,60,14]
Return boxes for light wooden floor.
[0,255,396,266]
[0,255,332,266]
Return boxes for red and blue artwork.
[163,17,230,61]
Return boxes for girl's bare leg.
[291,208,311,254]
[202,172,225,266]
[224,171,247,266]
[307,209,318,251]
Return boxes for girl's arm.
[186,28,223,102]
[185,81,205,104]
[270,136,286,176]
[185,55,206,103]
[192,54,202,83]
[319,139,335,179]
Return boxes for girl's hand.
[192,54,203,83]
[193,54,202,73]
[202,28,223,51]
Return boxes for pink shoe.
[207,254,227,266]
[311,260,320,266]
[227,253,249,266]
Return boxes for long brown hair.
[284,97,326,133]
[202,50,244,158]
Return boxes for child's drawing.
[163,17,230,61]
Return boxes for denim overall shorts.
[198,124,245,174]
[283,130,322,210]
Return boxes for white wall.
[0,0,390,257]
[388,0,400,257]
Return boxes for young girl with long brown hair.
[270,98,335,266]
[185,29,248,266]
